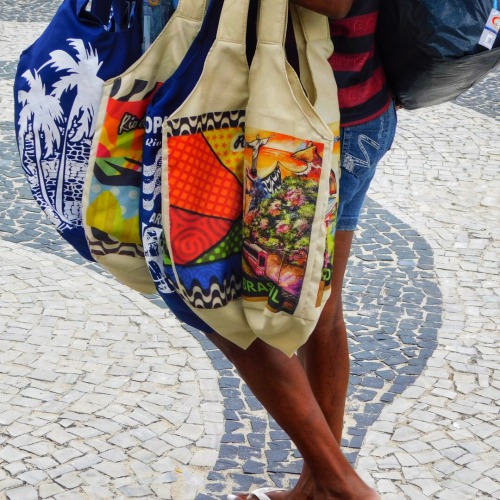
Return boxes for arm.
[290,0,354,19]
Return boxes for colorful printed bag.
[160,0,339,355]
[14,0,143,261]
[160,0,256,349]
[82,0,207,293]
[140,0,226,332]
[240,1,341,355]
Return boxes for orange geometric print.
[167,132,243,221]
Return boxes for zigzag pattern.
[167,110,245,136]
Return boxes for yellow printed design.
[86,88,160,251]
[203,128,246,184]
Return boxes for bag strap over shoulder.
[257,0,288,45]
[175,0,208,22]
[142,0,207,54]
[88,0,113,23]
[217,0,252,44]
[74,0,140,30]
[75,0,90,13]
[292,5,338,125]
[293,4,331,43]
[75,0,115,20]
[290,4,314,100]
[112,0,141,30]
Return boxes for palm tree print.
[17,38,104,230]
[17,69,64,217]
[46,38,104,221]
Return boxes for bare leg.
[301,230,354,440]
[207,312,377,499]
[289,230,355,498]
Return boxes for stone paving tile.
[358,101,500,498]
[0,240,222,499]
[1,0,499,498]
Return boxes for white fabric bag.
[240,0,342,355]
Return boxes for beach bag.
[240,0,341,355]
[82,0,207,294]
[140,0,227,332]
[159,0,254,347]
[14,0,143,261]
[161,0,340,355]
[377,0,500,109]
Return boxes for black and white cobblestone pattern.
[1,1,499,498]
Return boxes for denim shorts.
[336,101,397,231]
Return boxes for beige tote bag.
[160,0,255,349]
[161,0,341,356]
[82,0,207,294]
[240,0,341,355]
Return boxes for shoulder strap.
[217,0,252,44]
[175,0,208,21]
[290,4,339,124]
[290,4,314,101]
[256,0,288,45]
[88,0,113,23]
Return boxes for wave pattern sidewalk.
[359,102,500,499]
[0,240,224,500]
[1,1,499,499]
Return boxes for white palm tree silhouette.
[18,69,64,209]
[47,38,104,221]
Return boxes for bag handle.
[111,0,141,30]
[88,0,113,23]
[75,0,114,18]
[290,4,314,100]
[175,0,208,22]
[216,0,252,44]
[290,4,338,124]
[75,0,140,29]
[75,0,91,12]
[293,4,331,44]
[256,0,288,45]
[141,0,208,53]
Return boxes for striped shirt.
[329,0,392,127]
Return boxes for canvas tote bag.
[161,0,340,355]
[14,0,143,262]
[160,0,256,349]
[240,0,341,355]
[140,0,227,332]
[82,0,207,294]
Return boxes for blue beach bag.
[14,0,143,261]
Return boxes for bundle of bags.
[14,0,341,356]
[14,0,499,353]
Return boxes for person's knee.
[312,308,347,341]
[202,331,239,364]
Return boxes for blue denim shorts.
[336,101,397,231]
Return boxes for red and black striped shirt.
[329,0,392,127]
